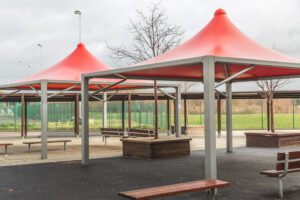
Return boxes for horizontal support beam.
[89,76,127,96]
[215,89,227,98]
[47,85,78,99]
[90,95,103,101]
[106,90,119,102]
[215,65,255,88]
[28,85,41,96]
[0,89,21,100]
[157,88,176,100]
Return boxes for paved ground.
[0,147,300,200]
[0,131,246,166]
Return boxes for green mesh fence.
[0,99,300,133]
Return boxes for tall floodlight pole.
[74,10,82,43]
[37,43,43,69]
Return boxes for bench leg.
[278,177,283,199]
[64,142,66,150]
[210,188,216,200]
[105,137,107,145]
[28,144,31,153]
[5,146,8,154]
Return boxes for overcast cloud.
[1,0,300,91]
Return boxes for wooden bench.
[23,139,72,153]
[0,143,13,154]
[171,126,187,135]
[118,180,230,200]
[100,128,124,145]
[260,151,300,199]
[128,128,154,138]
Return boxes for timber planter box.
[121,137,192,159]
[245,132,300,148]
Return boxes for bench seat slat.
[118,180,229,200]
[276,160,300,171]
[0,143,13,146]
[23,140,71,145]
[278,151,300,161]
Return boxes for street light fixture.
[74,10,82,43]
[18,60,32,68]
[37,43,43,69]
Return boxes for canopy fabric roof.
[22,43,111,82]
[1,43,151,91]
[84,9,300,82]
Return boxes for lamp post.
[37,43,43,69]
[18,60,32,79]
[74,10,82,43]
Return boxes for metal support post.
[74,94,80,136]
[203,56,217,179]
[81,77,89,165]
[226,81,233,153]
[167,99,170,135]
[40,81,48,159]
[128,93,132,130]
[154,80,158,139]
[102,92,107,128]
[217,94,221,137]
[175,86,181,137]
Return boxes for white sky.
[0,0,300,91]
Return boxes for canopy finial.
[214,8,226,16]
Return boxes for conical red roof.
[108,8,300,81]
[10,43,150,91]
[141,8,299,64]
[22,43,111,82]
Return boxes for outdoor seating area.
[2,2,300,199]
[1,147,300,199]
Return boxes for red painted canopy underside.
[16,43,148,90]
[118,9,300,81]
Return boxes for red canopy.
[22,43,111,82]
[141,9,300,64]
[86,9,300,81]
[1,43,151,91]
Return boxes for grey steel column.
[175,86,181,137]
[81,77,89,165]
[21,94,25,138]
[226,81,233,153]
[40,81,48,159]
[74,94,80,136]
[203,56,217,179]
[154,80,158,139]
[102,92,107,128]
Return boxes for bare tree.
[107,2,184,64]
[180,82,196,93]
[257,79,289,133]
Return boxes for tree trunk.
[270,99,275,133]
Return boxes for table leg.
[28,144,31,153]
[5,145,7,154]
[64,142,66,150]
